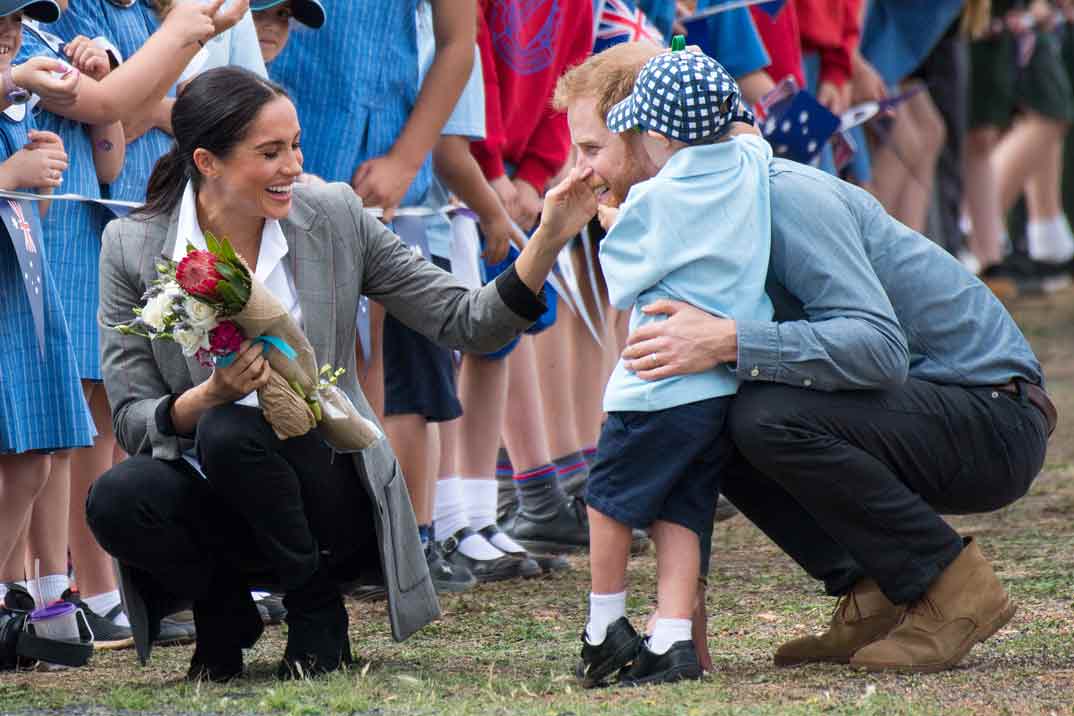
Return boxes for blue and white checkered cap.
[606,51,754,144]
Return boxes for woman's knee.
[85,458,155,549]
[196,404,266,469]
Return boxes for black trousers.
[86,404,378,605]
[716,379,1048,605]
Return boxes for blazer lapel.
[282,209,336,367]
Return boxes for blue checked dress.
[0,107,95,454]
[267,0,431,204]
[17,22,112,381]
[50,0,171,203]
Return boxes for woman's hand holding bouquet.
[117,233,382,451]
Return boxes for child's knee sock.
[649,618,692,654]
[1027,215,1074,263]
[514,464,563,516]
[586,591,626,645]
[553,451,589,496]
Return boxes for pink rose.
[209,320,244,355]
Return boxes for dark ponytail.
[135,66,290,218]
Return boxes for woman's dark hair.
[136,67,290,218]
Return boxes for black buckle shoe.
[475,526,542,578]
[425,540,477,593]
[618,639,702,686]
[576,617,641,688]
[439,528,522,583]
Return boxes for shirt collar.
[173,180,289,284]
[658,137,754,180]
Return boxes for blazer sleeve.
[331,186,541,352]
[98,218,191,460]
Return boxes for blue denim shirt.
[736,159,1043,390]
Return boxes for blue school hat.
[606,49,754,144]
[0,0,60,22]
[251,0,325,29]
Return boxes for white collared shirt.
[173,181,302,408]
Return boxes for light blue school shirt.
[269,1,430,205]
[601,135,775,412]
[736,159,1044,390]
[192,8,267,79]
[415,2,484,258]
[694,2,770,79]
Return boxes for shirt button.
[750,367,760,377]
[803,379,812,387]
[991,391,999,399]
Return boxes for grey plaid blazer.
[98,182,535,641]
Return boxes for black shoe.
[256,594,287,625]
[508,497,590,555]
[277,577,349,680]
[575,617,641,688]
[714,495,739,523]
[155,612,197,645]
[560,472,588,498]
[425,540,477,593]
[0,585,36,672]
[439,528,522,583]
[115,562,190,666]
[618,640,702,686]
[476,526,542,578]
[186,648,243,683]
[61,589,134,651]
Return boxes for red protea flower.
[209,320,244,356]
[176,250,223,299]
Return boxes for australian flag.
[593,0,664,53]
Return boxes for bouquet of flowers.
[117,233,382,451]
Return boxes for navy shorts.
[585,396,735,537]
[383,256,463,422]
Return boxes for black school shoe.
[425,540,477,593]
[439,528,523,583]
[618,639,702,686]
[256,593,287,625]
[575,617,641,688]
[62,590,135,651]
[476,526,542,578]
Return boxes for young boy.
[578,49,774,687]
[250,0,324,64]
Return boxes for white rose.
[140,293,171,332]
[183,296,218,332]
[163,281,184,300]
[173,325,210,356]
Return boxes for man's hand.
[65,36,112,81]
[12,57,80,107]
[512,177,542,232]
[817,81,848,116]
[490,174,520,225]
[351,153,419,223]
[622,300,736,380]
[537,164,596,245]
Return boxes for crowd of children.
[0,0,1071,687]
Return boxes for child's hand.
[12,57,80,107]
[817,81,848,117]
[596,204,619,232]
[479,209,513,264]
[64,36,111,81]
[351,152,418,223]
[490,175,521,225]
[9,131,68,189]
[511,177,542,232]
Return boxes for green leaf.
[185,241,197,254]
[216,263,236,281]
[204,231,220,255]
[311,401,323,422]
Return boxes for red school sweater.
[794,0,862,88]
[471,0,594,192]
[750,2,805,89]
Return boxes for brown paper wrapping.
[228,267,381,449]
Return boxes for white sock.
[0,583,8,604]
[585,591,626,645]
[434,476,470,542]
[82,590,130,627]
[1027,215,1074,263]
[461,477,498,531]
[251,591,270,601]
[457,531,505,561]
[28,574,68,607]
[648,618,692,655]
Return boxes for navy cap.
[0,0,60,22]
[606,50,754,144]
[251,0,325,29]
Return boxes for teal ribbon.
[214,334,296,367]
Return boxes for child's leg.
[1024,137,1074,263]
[963,126,1006,267]
[585,506,631,643]
[26,451,71,606]
[0,453,52,573]
[648,520,698,655]
[992,112,1069,214]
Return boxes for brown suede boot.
[774,578,903,667]
[850,538,1016,673]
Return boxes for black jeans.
[718,379,1048,604]
[87,404,378,605]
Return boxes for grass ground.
[3,290,1073,716]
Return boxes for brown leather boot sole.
[855,599,1017,674]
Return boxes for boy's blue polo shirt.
[600,135,775,412]
[268,1,431,205]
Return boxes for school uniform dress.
[16,21,111,381]
[0,106,95,454]
[586,136,775,538]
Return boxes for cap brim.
[605,94,639,134]
[4,0,60,22]
[252,0,324,28]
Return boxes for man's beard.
[607,145,653,207]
